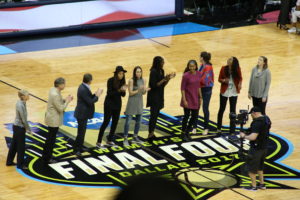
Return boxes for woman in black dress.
[147,56,175,140]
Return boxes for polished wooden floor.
[0,23,299,200]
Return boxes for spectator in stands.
[247,0,266,21]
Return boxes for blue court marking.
[138,22,219,39]
[0,45,16,55]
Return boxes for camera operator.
[239,106,271,191]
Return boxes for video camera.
[229,109,249,126]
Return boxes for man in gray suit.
[42,77,73,164]
[74,73,103,156]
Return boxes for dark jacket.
[147,68,165,109]
[104,77,126,110]
[74,83,98,120]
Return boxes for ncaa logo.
[63,111,110,129]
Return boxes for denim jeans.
[124,114,142,137]
[201,87,212,130]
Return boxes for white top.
[222,75,238,97]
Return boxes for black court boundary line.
[126,29,170,48]
[0,79,47,103]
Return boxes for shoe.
[182,133,191,142]
[132,136,143,144]
[49,159,57,164]
[243,185,257,191]
[217,129,222,134]
[288,27,297,33]
[202,129,209,135]
[17,165,28,170]
[107,141,119,147]
[123,138,129,146]
[257,183,266,190]
[96,143,107,149]
[192,128,197,134]
[74,151,81,156]
[81,147,89,152]
[256,15,266,21]
[6,162,17,166]
[228,135,240,143]
[147,134,157,142]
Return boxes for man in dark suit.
[74,73,103,155]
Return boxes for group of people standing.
[180,53,271,142]
[6,53,271,168]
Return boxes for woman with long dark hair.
[217,57,243,136]
[147,56,176,140]
[123,66,150,146]
[248,56,271,115]
[97,66,127,148]
[181,60,202,141]
[199,51,214,135]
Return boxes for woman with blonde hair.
[6,89,33,170]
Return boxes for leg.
[97,106,113,144]
[217,94,228,130]
[107,109,121,142]
[229,96,238,134]
[202,88,212,131]
[74,118,88,152]
[124,115,132,138]
[133,114,142,136]
[187,109,198,132]
[248,172,257,187]
[181,108,191,133]
[16,126,26,168]
[42,127,59,163]
[261,98,267,115]
[148,106,160,137]
[258,171,264,184]
[6,125,19,165]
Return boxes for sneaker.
[228,135,240,142]
[288,27,297,33]
[96,143,107,149]
[132,136,143,144]
[123,139,130,146]
[107,141,118,147]
[257,183,266,190]
[192,128,197,134]
[243,185,257,191]
[202,129,209,135]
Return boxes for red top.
[181,71,201,109]
[218,66,242,94]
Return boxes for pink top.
[181,71,201,109]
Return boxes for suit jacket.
[45,87,68,127]
[74,83,98,120]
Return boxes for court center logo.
[4,110,300,200]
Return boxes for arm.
[218,67,227,84]
[238,66,243,90]
[241,132,258,141]
[18,103,31,132]
[80,87,98,106]
[263,69,271,98]
[248,68,254,99]
[128,79,139,96]
[53,94,68,113]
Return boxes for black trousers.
[6,125,26,168]
[74,118,88,152]
[252,97,267,115]
[42,127,59,162]
[250,0,265,16]
[217,94,238,134]
[278,0,292,25]
[182,108,199,134]
[148,106,161,134]
[97,106,121,143]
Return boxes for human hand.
[262,97,267,102]
[183,100,188,107]
[248,94,252,100]
[240,132,246,139]
[121,85,128,91]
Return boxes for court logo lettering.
[4,110,300,200]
